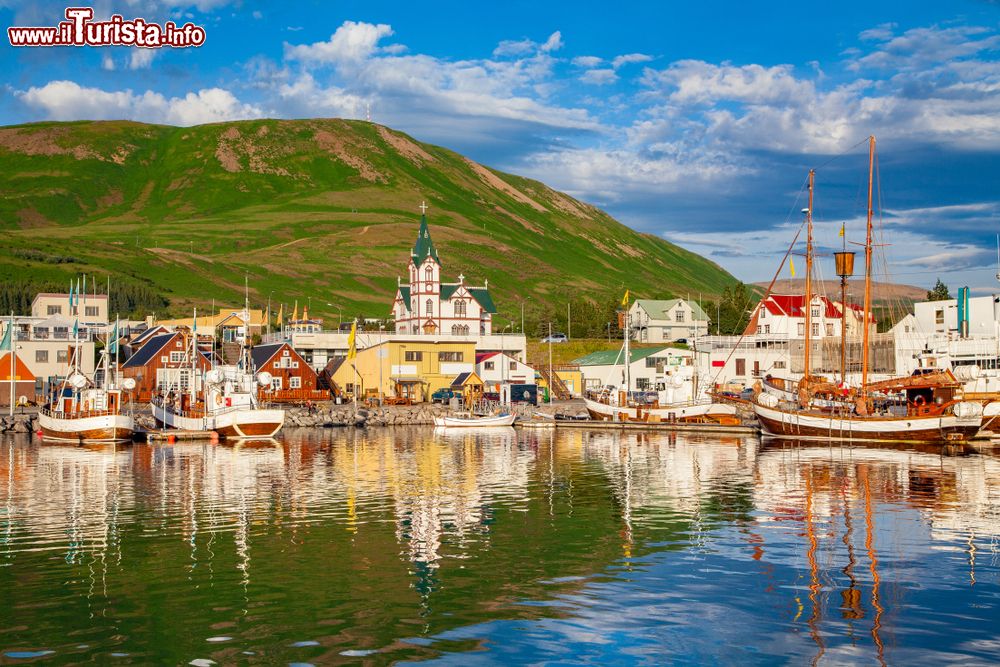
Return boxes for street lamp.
[520,296,532,335]
[327,303,343,328]
[500,322,512,390]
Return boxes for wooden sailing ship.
[750,137,983,443]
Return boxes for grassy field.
[0,119,739,325]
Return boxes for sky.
[2,1,999,293]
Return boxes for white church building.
[392,210,497,336]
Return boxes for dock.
[138,428,219,442]
[518,419,760,436]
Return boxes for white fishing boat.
[433,412,517,427]
[583,395,737,422]
[151,302,284,439]
[37,309,135,444]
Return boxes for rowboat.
[433,412,517,427]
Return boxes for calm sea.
[1,428,997,665]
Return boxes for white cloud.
[17,80,262,126]
[540,31,563,53]
[611,53,652,69]
[284,20,394,66]
[493,38,535,57]
[101,53,115,71]
[128,48,158,70]
[580,68,617,85]
[572,56,603,68]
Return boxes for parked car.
[431,388,461,404]
[542,333,568,343]
[673,338,688,345]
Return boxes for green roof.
[634,298,709,322]
[440,284,459,300]
[572,347,663,366]
[411,214,440,266]
[467,287,496,314]
[397,286,411,311]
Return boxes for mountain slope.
[0,119,737,329]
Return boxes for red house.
[120,332,211,402]
[251,342,326,402]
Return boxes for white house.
[629,299,709,342]
[574,346,699,401]
[392,211,497,336]
[749,294,873,340]
[475,352,535,391]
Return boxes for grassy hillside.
[0,119,738,329]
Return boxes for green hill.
[0,118,737,333]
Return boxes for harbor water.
[1,428,998,664]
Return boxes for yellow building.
[332,338,477,402]
[158,308,266,344]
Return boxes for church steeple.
[411,202,440,266]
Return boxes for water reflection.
[0,429,997,664]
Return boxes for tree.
[926,278,951,301]
[716,283,753,335]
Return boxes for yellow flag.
[276,303,283,326]
[292,300,298,323]
[347,320,357,360]
[621,289,630,307]
[838,223,845,238]
[789,258,796,277]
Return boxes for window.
[271,377,282,391]
[53,327,68,340]
[756,325,762,334]
[509,361,516,371]
[292,361,299,368]
[451,324,461,335]
[646,358,658,368]
[36,350,48,363]
[811,323,819,336]
[760,308,766,319]
[774,361,786,369]
[57,350,68,364]
[455,301,467,317]
[764,325,771,334]
[812,307,820,318]
[33,327,49,339]
[85,306,98,317]
[425,266,433,282]
[274,361,280,368]
[170,351,184,363]
[675,310,685,323]
[439,351,463,362]
[735,358,746,376]
[636,378,650,390]
[485,361,495,370]
[289,376,301,389]
[425,299,433,316]
[797,323,805,336]
[404,351,422,362]
[826,323,833,336]
[935,309,944,325]
[47,305,61,315]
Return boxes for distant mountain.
[754,279,927,304]
[0,119,738,329]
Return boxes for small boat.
[433,412,517,427]
[38,317,135,444]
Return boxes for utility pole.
[548,322,553,404]
[567,302,571,340]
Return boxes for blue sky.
[2,1,999,293]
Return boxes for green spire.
[411,214,440,266]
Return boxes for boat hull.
[151,402,211,431]
[584,397,737,423]
[214,409,285,438]
[433,414,517,427]
[752,400,981,444]
[37,411,134,444]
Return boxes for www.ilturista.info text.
[8,7,205,47]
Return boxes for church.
[392,208,497,336]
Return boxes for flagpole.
[8,312,14,417]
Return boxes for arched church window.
[426,299,433,316]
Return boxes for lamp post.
[266,291,274,339]
[327,303,343,328]
[500,323,512,394]
[520,297,531,335]
[834,249,856,385]
[378,323,385,401]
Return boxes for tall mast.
[190,307,197,408]
[861,136,876,392]
[803,170,815,379]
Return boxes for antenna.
[995,233,999,283]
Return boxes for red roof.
[475,351,500,364]
[759,294,871,321]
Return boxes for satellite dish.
[206,369,224,384]
[120,377,136,390]
[69,374,88,389]
[257,371,273,387]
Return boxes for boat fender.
[913,395,926,408]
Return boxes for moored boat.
[433,412,517,427]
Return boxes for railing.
[260,388,330,403]
[41,406,122,419]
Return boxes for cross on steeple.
[419,201,428,214]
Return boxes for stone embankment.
[0,413,37,434]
